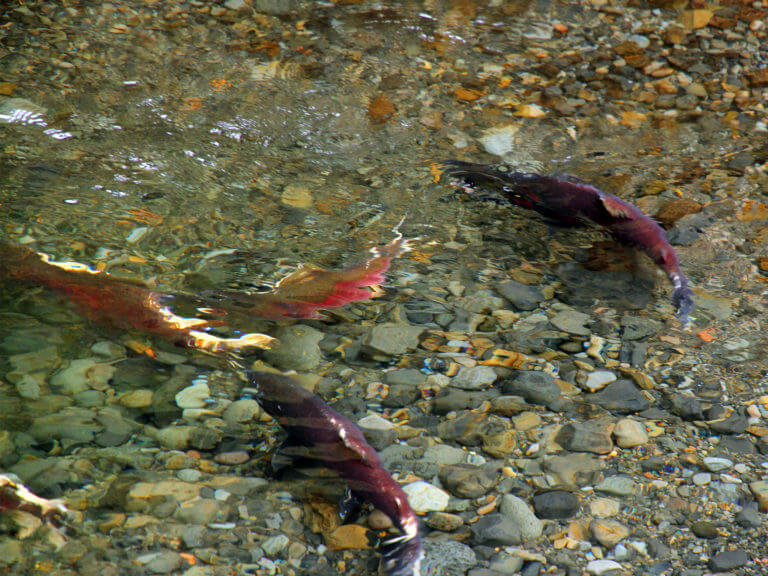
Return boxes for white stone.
[479,124,520,157]
[357,413,396,430]
[50,358,116,394]
[613,418,648,448]
[402,481,450,513]
[584,370,617,392]
[175,383,210,409]
[586,559,625,575]
[702,457,732,472]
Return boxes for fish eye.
[496,164,510,172]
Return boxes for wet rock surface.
[2,1,768,575]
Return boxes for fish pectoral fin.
[270,437,311,474]
[599,195,634,219]
[338,488,363,522]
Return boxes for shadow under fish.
[442,160,694,324]
[245,371,423,576]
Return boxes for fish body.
[443,160,694,322]
[246,371,423,576]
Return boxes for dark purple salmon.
[246,371,422,576]
[443,160,694,323]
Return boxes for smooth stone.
[555,420,614,455]
[614,418,649,448]
[590,497,620,518]
[595,475,636,497]
[214,451,249,466]
[748,480,768,511]
[403,481,450,513]
[470,513,524,546]
[503,371,560,407]
[262,534,290,557]
[437,412,511,447]
[691,520,718,539]
[118,389,154,409]
[551,310,591,336]
[709,550,749,572]
[590,519,630,548]
[586,559,624,575]
[222,399,261,425]
[692,473,711,486]
[499,494,542,542]
[456,289,504,313]
[28,407,101,443]
[433,388,500,414]
[542,453,605,486]
[175,383,210,410]
[425,512,464,532]
[496,279,545,311]
[702,457,733,472]
[144,551,182,574]
[438,464,497,499]
[364,323,423,356]
[490,395,530,417]
[177,499,227,525]
[620,315,661,340]
[264,324,324,370]
[357,413,397,450]
[734,503,762,528]
[50,358,116,394]
[532,490,580,519]
[384,369,427,387]
[9,346,60,373]
[479,124,520,157]
[584,370,617,392]
[590,380,650,414]
[451,366,498,390]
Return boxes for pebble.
[426,512,464,532]
[613,418,648,448]
[451,365,497,390]
[590,518,630,548]
[438,464,497,499]
[595,476,636,497]
[470,513,525,546]
[496,279,545,311]
[421,540,478,575]
[118,389,154,409]
[551,310,591,336]
[556,420,614,455]
[702,457,732,472]
[586,559,625,575]
[222,399,262,425]
[364,323,423,356]
[142,551,182,574]
[584,370,617,392]
[499,494,542,542]
[692,473,711,486]
[503,371,561,407]
[50,358,116,394]
[708,550,749,572]
[261,534,290,556]
[402,481,450,513]
[175,383,210,410]
[532,490,580,519]
[590,380,650,414]
[264,324,324,370]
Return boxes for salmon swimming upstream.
[442,160,695,324]
[245,371,423,576]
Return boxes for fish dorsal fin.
[599,194,634,219]
[336,419,376,467]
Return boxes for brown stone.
[325,524,370,550]
[655,199,703,227]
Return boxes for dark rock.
[690,520,718,539]
[589,380,650,414]
[717,435,756,454]
[665,393,704,420]
[734,503,762,528]
[707,412,748,435]
[471,513,523,546]
[532,490,580,519]
[436,412,511,447]
[708,550,749,572]
[647,537,671,558]
[640,456,667,472]
[555,420,614,454]
[382,384,420,408]
[502,371,561,407]
[555,262,652,311]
